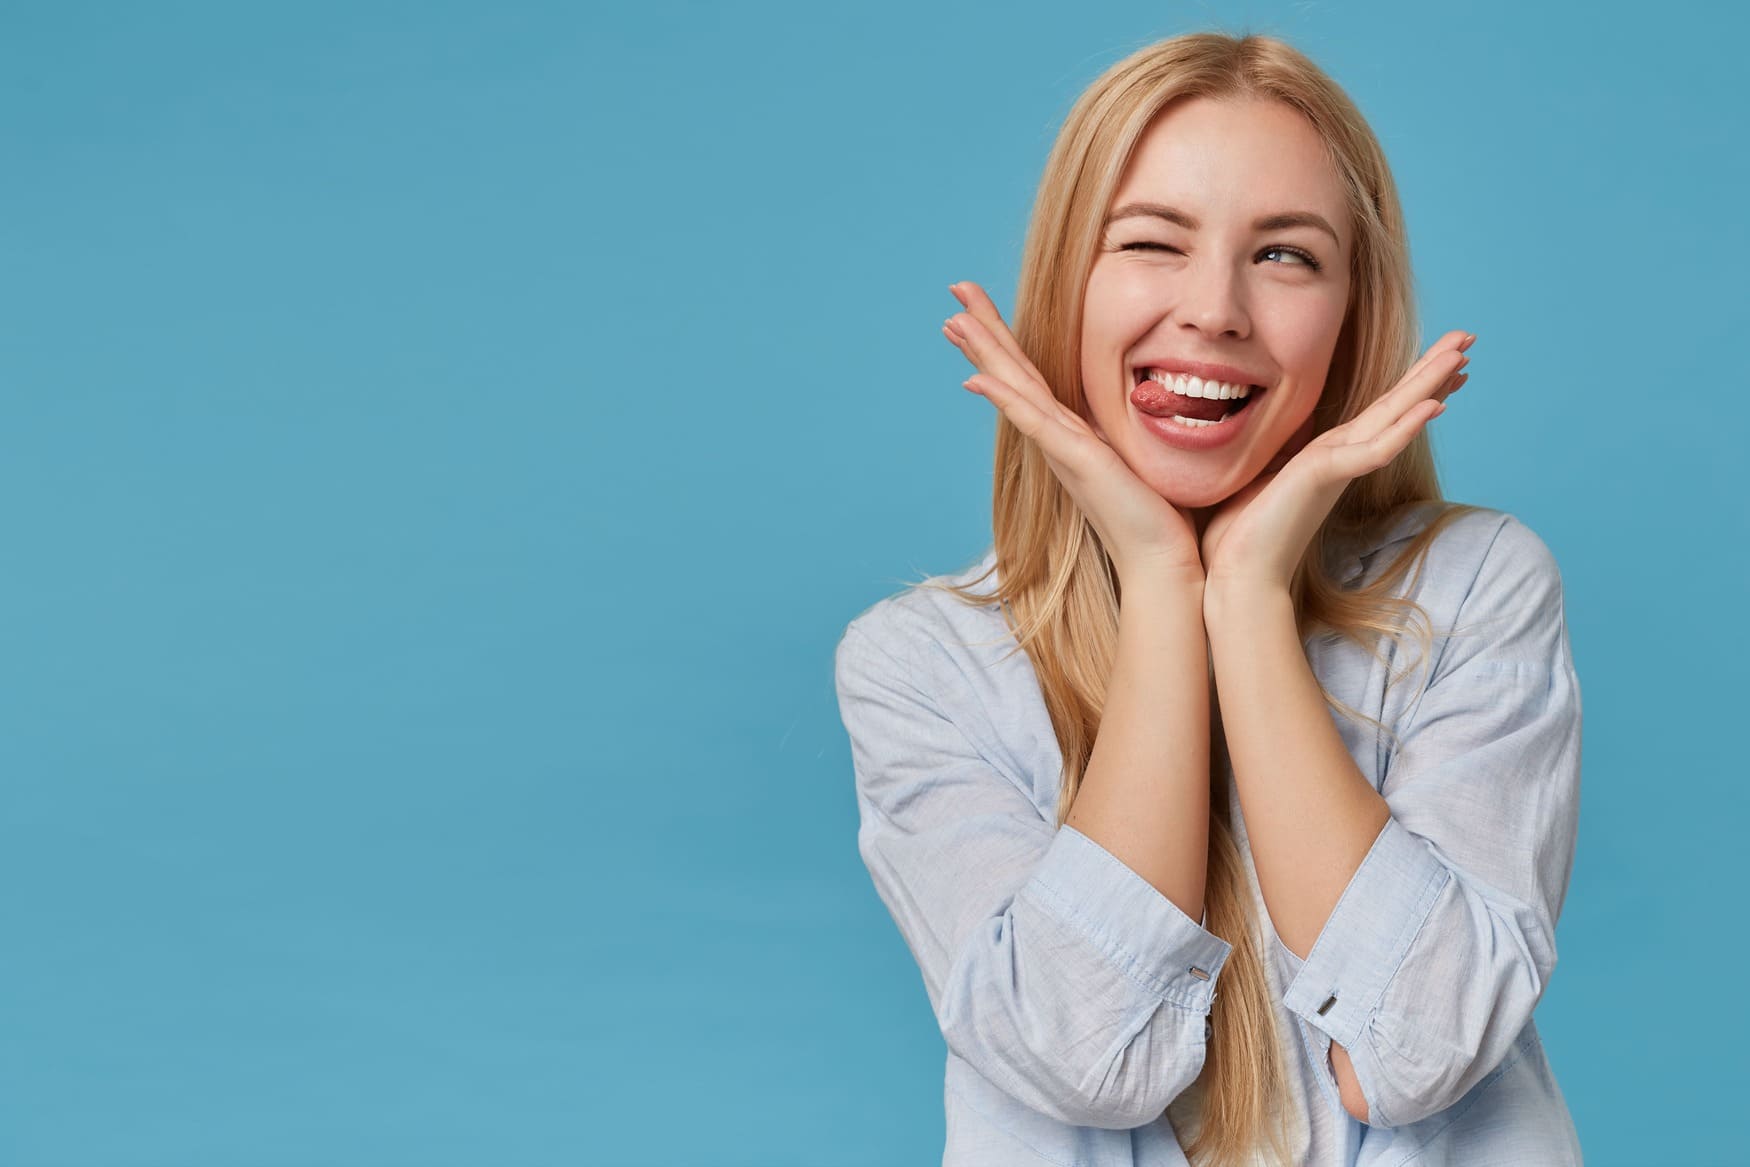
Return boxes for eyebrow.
[1104,201,1342,248]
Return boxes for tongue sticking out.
[1132,379,1241,422]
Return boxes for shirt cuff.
[1024,824,1233,1012]
[1280,815,1449,1050]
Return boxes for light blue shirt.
[834,503,1583,1165]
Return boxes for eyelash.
[1120,241,1324,273]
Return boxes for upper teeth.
[1143,370,1255,400]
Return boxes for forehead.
[1111,97,1349,245]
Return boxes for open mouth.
[1132,368,1268,423]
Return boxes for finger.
[963,372,1083,455]
[943,319,994,378]
[949,281,1040,379]
[1395,329,1471,395]
[1330,397,1445,478]
[946,310,1024,380]
[942,312,1017,387]
[1349,348,1466,442]
[1417,329,1472,368]
[946,319,1099,447]
[950,311,1093,437]
[947,282,1102,441]
[963,371,1124,500]
[1399,344,1468,404]
[1372,397,1446,457]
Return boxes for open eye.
[1260,245,1322,272]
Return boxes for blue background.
[3,2,1743,1164]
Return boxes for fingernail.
[1460,333,1476,351]
[949,283,966,304]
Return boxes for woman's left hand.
[1200,330,1474,593]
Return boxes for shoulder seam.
[1455,511,1518,622]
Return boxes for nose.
[1175,256,1251,339]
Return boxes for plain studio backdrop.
[2,2,1743,1164]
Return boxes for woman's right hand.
[944,281,1204,584]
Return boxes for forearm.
[1065,571,1212,924]
[1205,582,1389,1123]
[1203,583,1389,959]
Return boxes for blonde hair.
[918,30,1482,1166]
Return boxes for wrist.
[1117,574,1207,619]
[1204,577,1293,627]
[1117,559,1206,598]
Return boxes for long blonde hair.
[919,31,1482,1166]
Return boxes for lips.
[1129,357,1271,387]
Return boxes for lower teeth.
[1167,412,1234,428]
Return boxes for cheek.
[1080,275,1153,370]
[1264,379,1327,449]
[1279,400,1320,453]
[1102,267,1167,315]
[1077,282,1127,396]
[1272,294,1349,368]
[1078,283,1121,343]
[1084,263,1161,323]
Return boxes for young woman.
[833,31,1583,1167]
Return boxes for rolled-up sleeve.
[834,613,1231,1130]
[1280,516,1582,1129]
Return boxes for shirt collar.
[1332,500,1443,585]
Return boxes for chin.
[1137,458,1255,509]
[1162,484,1242,510]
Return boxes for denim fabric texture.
[834,503,1584,1166]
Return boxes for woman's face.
[1079,96,1353,510]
